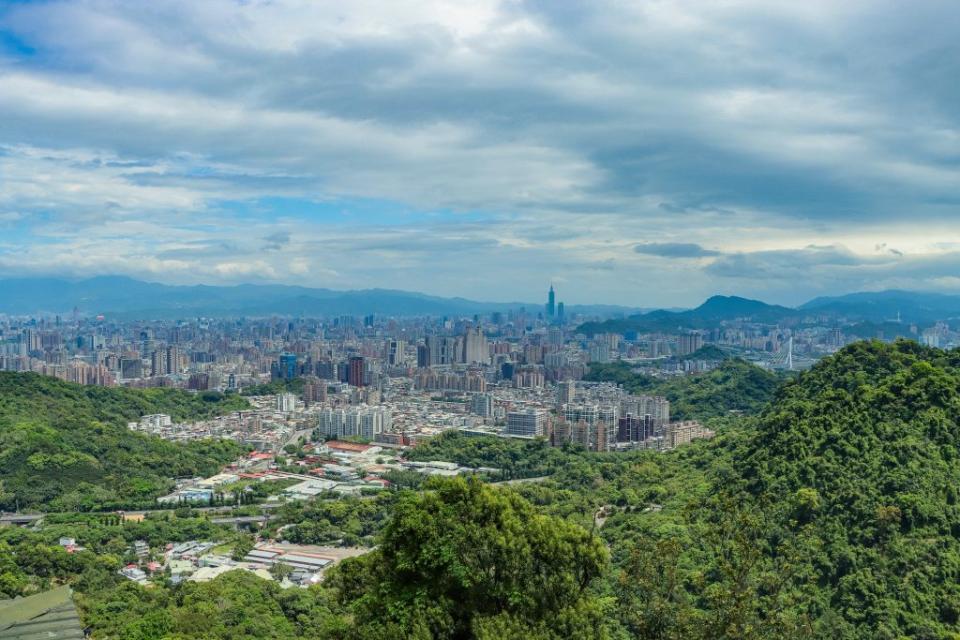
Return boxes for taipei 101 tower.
[546,284,556,318]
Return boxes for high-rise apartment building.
[556,380,576,406]
[461,327,489,364]
[348,356,365,387]
[677,333,704,356]
[318,405,392,439]
[588,342,611,363]
[302,377,327,407]
[166,346,182,374]
[618,414,656,443]
[513,364,545,388]
[555,403,620,451]
[277,393,297,412]
[506,409,547,438]
[150,349,167,376]
[421,336,458,366]
[622,395,670,429]
[388,340,406,366]
[471,393,494,418]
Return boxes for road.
[282,427,315,451]
[491,475,552,486]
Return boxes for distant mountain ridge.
[800,289,960,322]
[578,295,798,335]
[0,276,642,318]
[4,277,959,323]
[578,290,960,335]
[688,295,795,321]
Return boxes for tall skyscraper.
[120,357,142,379]
[388,340,406,366]
[150,349,167,376]
[546,284,556,318]
[276,392,297,412]
[166,345,182,374]
[423,336,458,366]
[273,352,298,380]
[461,327,489,364]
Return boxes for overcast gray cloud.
[1,0,959,305]
[635,242,721,259]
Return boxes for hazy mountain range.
[1,277,958,325]
[578,291,960,335]
[0,276,642,319]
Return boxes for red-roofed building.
[325,441,373,453]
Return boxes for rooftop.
[0,586,84,640]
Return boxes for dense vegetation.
[584,358,781,420]
[82,570,349,639]
[6,477,610,639]
[266,493,398,547]
[330,477,609,639]
[405,431,575,479]
[241,377,306,396]
[8,341,960,639]
[727,340,960,637]
[0,372,248,511]
[592,339,960,638]
[405,341,960,637]
[682,344,730,361]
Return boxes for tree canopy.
[0,372,248,511]
[329,476,609,639]
[584,358,781,420]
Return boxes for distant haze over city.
[4,276,960,326]
[2,1,960,306]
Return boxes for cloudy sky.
[1,0,959,306]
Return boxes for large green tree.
[330,477,609,639]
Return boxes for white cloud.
[1,0,959,304]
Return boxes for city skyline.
[2,1,960,306]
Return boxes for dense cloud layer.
[1,0,959,305]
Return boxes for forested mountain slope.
[734,340,960,637]
[0,372,248,511]
[584,358,782,420]
[610,339,960,638]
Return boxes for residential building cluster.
[9,284,927,458]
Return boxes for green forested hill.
[405,341,960,638]
[607,339,960,639]
[8,341,960,639]
[731,339,960,637]
[683,344,731,361]
[584,358,782,420]
[0,372,249,511]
